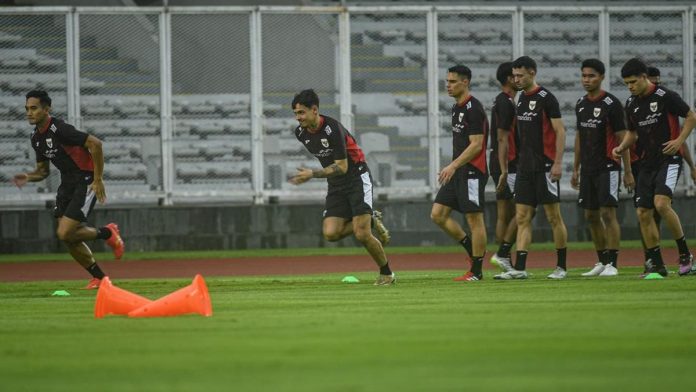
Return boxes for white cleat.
[494,269,528,280]
[599,264,618,276]
[490,253,514,272]
[581,263,605,277]
[547,267,567,279]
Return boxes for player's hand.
[90,178,106,203]
[12,173,28,189]
[662,139,682,155]
[690,166,696,184]
[437,164,456,185]
[570,170,579,190]
[611,147,623,161]
[550,162,562,182]
[496,172,508,193]
[623,171,635,193]
[289,167,313,185]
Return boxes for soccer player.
[489,62,518,273]
[289,89,394,285]
[495,56,569,280]
[430,65,488,281]
[571,59,633,277]
[12,90,124,289]
[612,58,696,277]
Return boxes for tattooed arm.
[290,159,348,185]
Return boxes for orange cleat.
[105,223,124,260]
[453,271,481,282]
[84,277,102,290]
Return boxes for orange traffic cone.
[128,274,212,318]
[94,276,153,318]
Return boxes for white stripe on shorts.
[81,188,96,218]
[360,172,373,208]
[468,178,480,206]
[665,164,679,193]
[609,170,619,201]
[545,172,559,197]
[507,173,516,193]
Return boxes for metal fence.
[1,5,695,207]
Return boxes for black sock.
[676,236,690,256]
[597,249,606,264]
[96,227,112,240]
[556,248,567,270]
[85,263,105,279]
[379,263,392,276]
[498,241,513,258]
[514,250,528,271]
[647,246,664,267]
[606,249,618,267]
[459,235,473,257]
[471,256,483,276]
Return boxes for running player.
[12,90,124,289]
[289,89,394,285]
[430,65,488,281]
[495,56,569,280]
[613,58,696,278]
[571,59,633,277]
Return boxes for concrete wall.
[2,198,695,254]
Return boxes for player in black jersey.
[612,58,696,277]
[571,59,633,277]
[12,90,124,289]
[489,62,519,274]
[495,56,569,280]
[430,65,488,282]
[289,89,395,285]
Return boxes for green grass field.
[1,266,695,392]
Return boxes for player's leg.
[579,173,606,275]
[495,171,535,279]
[461,212,486,280]
[322,217,352,241]
[352,214,388,268]
[539,171,567,279]
[492,174,517,272]
[56,217,106,288]
[431,177,474,258]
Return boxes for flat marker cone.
[94,276,153,318]
[128,274,212,318]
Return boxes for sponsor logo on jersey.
[321,138,329,148]
[650,102,658,112]
[529,101,536,110]
[315,148,333,158]
[593,107,601,117]
[517,112,538,121]
[325,125,332,135]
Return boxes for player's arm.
[680,142,696,183]
[615,130,635,191]
[496,128,510,192]
[612,130,637,159]
[84,135,106,203]
[663,110,696,155]
[12,161,50,188]
[439,134,483,185]
[290,159,348,185]
[570,132,580,190]
[550,117,566,181]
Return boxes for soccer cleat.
[677,254,693,276]
[83,277,102,290]
[639,259,654,278]
[105,223,125,260]
[490,253,514,272]
[581,263,605,277]
[547,267,567,280]
[453,271,482,282]
[494,269,528,280]
[644,263,668,278]
[374,272,396,286]
[599,264,618,276]
[371,210,391,246]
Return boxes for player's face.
[446,72,468,98]
[623,74,648,96]
[293,103,318,128]
[581,67,604,93]
[512,67,534,91]
[25,97,50,126]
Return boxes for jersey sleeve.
[607,100,627,133]
[664,90,690,118]
[330,121,348,161]
[544,93,562,119]
[467,103,486,136]
[497,97,515,131]
[624,99,636,131]
[56,123,89,146]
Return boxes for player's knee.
[654,198,672,215]
[55,227,74,242]
[353,228,372,243]
[600,209,615,223]
[584,210,600,224]
[323,231,342,242]
[636,208,653,222]
[430,211,446,226]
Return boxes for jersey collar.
[456,94,472,107]
[307,115,325,133]
[585,90,606,102]
[37,116,52,134]
[524,86,541,96]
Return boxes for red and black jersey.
[295,115,367,186]
[489,91,518,174]
[625,85,690,169]
[516,86,562,172]
[30,117,93,182]
[450,95,488,176]
[575,91,626,173]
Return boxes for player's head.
[647,66,661,85]
[496,62,514,89]
[446,65,471,99]
[291,89,320,129]
[25,90,51,126]
[621,58,650,96]
[580,58,605,93]
[512,56,537,91]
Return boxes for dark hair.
[512,56,537,73]
[621,58,648,78]
[26,90,52,107]
[448,65,472,81]
[291,89,319,109]
[647,66,660,77]
[496,62,513,85]
[581,58,605,75]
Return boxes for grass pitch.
[1,268,695,392]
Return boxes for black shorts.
[514,170,560,207]
[578,170,620,210]
[434,171,487,214]
[491,171,514,201]
[324,171,374,219]
[54,177,96,222]
[634,160,681,209]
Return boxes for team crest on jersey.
[593,108,601,117]
[46,138,53,148]
[458,112,464,122]
[321,138,329,148]
[325,125,332,135]
[529,101,536,110]
[650,102,658,112]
